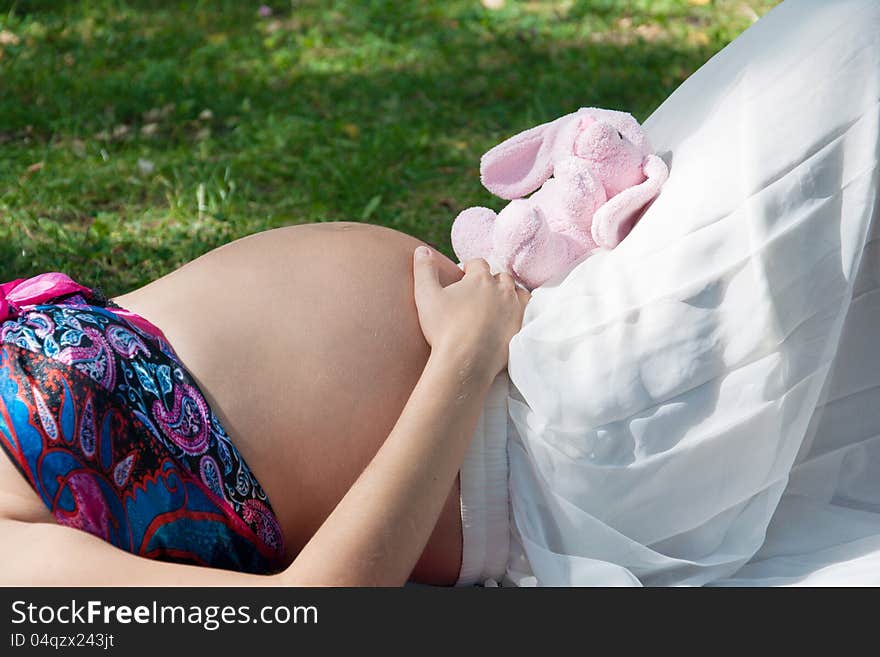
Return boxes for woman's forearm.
[0,517,279,586]
[282,344,497,586]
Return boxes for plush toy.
[451,107,669,289]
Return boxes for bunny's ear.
[591,153,669,249]
[480,113,582,200]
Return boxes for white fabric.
[456,371,511,586]
[505,0,880,586]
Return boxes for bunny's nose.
[574,121,622,157]
[597,123,621,140]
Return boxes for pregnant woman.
[2,0,880,587]
[0,225,527,586]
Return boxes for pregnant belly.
[112,222,466,584]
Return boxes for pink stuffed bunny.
[451,107,669,289]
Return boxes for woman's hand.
[412,246,530,378]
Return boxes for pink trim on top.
[1,273,92,321]
[0,273,169,343]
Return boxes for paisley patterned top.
[0,279,286,574]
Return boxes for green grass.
[0,0,780,295]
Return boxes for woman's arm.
[0,248,527,586]
[0,516,277,585]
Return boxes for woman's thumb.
[413,246,441,302]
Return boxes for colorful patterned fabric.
[0,274,286,573]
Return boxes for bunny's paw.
[451,206,497,263]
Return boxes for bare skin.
[0,222,525,586]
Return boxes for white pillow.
[506,0,880,586]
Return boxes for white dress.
[505,0,880,586]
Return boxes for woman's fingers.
[461,260,531,304]
[462,258,491,276]
[462,261,519,290]
[495,272,516,291]
[411,249,530,376]
[412,246,441,305]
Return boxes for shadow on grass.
[1,0,727,291]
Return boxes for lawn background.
[1,0,780,295]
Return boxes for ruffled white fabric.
[505,0,880,586]
[456,371,511,586]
